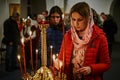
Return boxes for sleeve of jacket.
[3,20,12,43]
[90,34,110,75]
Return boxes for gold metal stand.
[22,19,67,80]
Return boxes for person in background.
[35,14,45,67]
[47,6,69,67]
[91,8,102,28]
[31,14,38,28]
[21,18,37,68]
[42,10,49,21]
[17,18,25,33]
[100,12,118,58]
[3,12,20,71]
[54,2,110,80]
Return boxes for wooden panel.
[9,3,20,16]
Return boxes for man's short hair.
[100,12,105,16]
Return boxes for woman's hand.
[77,66,91,75]
[53,59,60,70]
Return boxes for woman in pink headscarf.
[55,2,110,80]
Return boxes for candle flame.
[27,16,30,19]
[56,54,58,57]
[52,54,56,61]
[50,45,53,48]
[36,49,38,54]
[17,55,21,60]
[62,14,64,19]
[59,61,63,68]
[21,38,24,44]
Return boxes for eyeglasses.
[50,16,60,19]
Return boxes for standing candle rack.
[22,18,67,80]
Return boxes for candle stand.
[22,19,67,80]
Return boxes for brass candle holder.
[33,19,54,80]
[22,18,67,80]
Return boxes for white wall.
[46,0,64,13]
[0,0,9,40]
[65,0,113,14]
[46,0,54,13]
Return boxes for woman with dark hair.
[48,6,63,30]
[54,2,110,80]
[47,6,68,66]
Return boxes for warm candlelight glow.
[59,61,63,68]
[17,54,23,75]
[50,45,53,49]
[17,54,21,60]
[27,16,30,19]
[56,54,58,57]
[21,38,24,44]
[62,14,64,19]
[50,45,53,66]
[52,54,56,61]
[36,49,38,53]
[36,49,38,70]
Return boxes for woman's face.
[71,12,88,32]
[50,12,61,25]
[26,19,31,26]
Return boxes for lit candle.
[56,53,58,57]
[17,54,23,75]
[29,31,34,71]
[21,38,26,75]
[36,49,38,70]
[52,54,56,62]
[62,14,65,34]
[58,60,62,78]
[50,45,53,66]
[59,61,63,75]
[62,14,64,20]
[52,54,56,68]
[59,61,63,70]
[27,16,30,19]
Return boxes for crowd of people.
[2,1,118,80]
[54,2,111,80]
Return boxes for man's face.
[50,12,61,25]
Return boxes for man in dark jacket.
[3,12,20,71]
[101,12,118,57]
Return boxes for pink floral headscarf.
[71,8,94,79]
[71,9,94,50]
